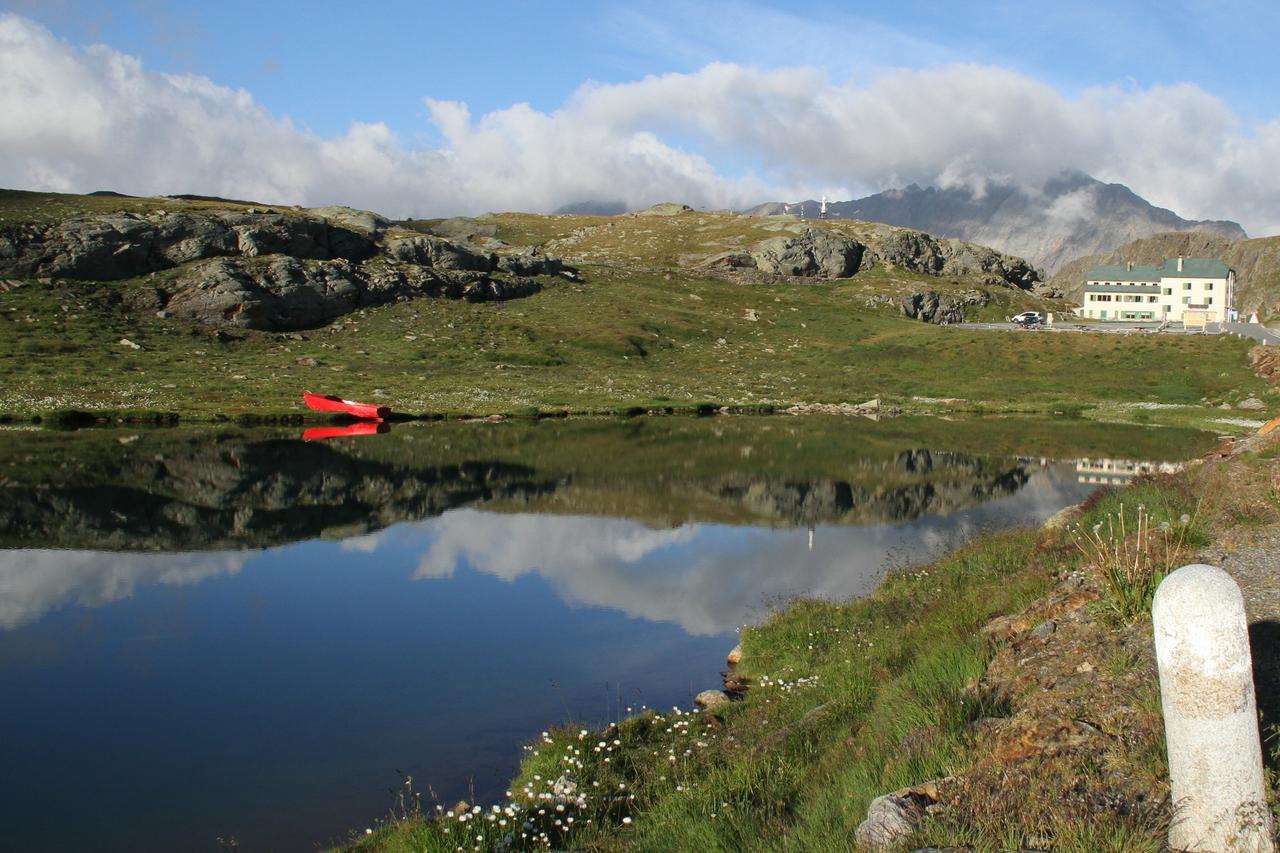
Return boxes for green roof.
[1086,258,1231,282]
[1087,264,1161,282]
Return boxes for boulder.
[305,205,391,238]
[385,235,493,271]
[694,689,730,710]
[855,793,926,851]
[749,227,865,278]
[495,247,567,277]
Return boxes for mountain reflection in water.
[0,417,1216,852]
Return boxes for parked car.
[1010,311,1043,326]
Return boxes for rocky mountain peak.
[744,171,1246,274]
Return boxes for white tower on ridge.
[819,195,828,220]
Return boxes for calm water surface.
[0,416,1215,851]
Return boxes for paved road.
[1222,322,1280,346]
[955,320,1280,345]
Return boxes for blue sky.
[2,1,1280,230]
[15,0,1279,131]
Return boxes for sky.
[2,0,1280,233]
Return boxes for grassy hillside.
[1049,231,1280,317]
[0,192,1274,426]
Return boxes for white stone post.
[1153,564,1275,852]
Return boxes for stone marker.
[1152,564,1274,852]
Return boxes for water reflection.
[0,550,248,631]
[0,418,1218,853]
[1075,457,1182,486]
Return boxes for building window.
[1206,297,1213,305]
[1184,282,1193,290]
[1148,296,1158,303]
[1205,282,1214,290]
[1164,287,1172,295]
[1183,296,1192,304]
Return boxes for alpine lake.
[0,414,1219,852]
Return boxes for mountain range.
[744,171,1246,274]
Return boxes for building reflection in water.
[1075,458,1182,486]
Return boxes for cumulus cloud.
[385,463,1089,635]
[0,549,250,630]
[2,12,1279,232]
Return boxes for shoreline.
[337,426,1280,852]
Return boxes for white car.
[1010,311,1043,326]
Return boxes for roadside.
[957,318,1280,346]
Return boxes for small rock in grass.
[694,689,730,710]
[726,644,743,666]
[119,337,143,350]
[855,793,925,851]
[296,356,319,367]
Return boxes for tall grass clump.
[1071,500,1196,622]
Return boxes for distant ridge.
[745,171,1246,274]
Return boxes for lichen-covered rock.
[854,793,926,851]
[749,227,865,278]
[306,205,391,238]
[0,211,373,280]
[694,689,730,710]
[898,290,990,324]
[865,229,1039,290]
[164,257,364,330]
[495,247,567,277]
[162,257,542,331]
[385,235,494,271]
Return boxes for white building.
[1079,256,1234,322]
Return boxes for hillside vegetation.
[0,190,1273,425]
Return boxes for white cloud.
[2,12,1279,233]
[0,549,249,630]
[387,463,1087,635]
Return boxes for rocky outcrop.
[870,230,1039,290]
[748,227,866,278]
[899,290,991,324]
[162,256,541,331]
[385,235,494,271]
[746,170,1247,273]
[0,206,572,331]
[698,224,1037,289]
[0,210,375,281]
[305,205,391,238]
